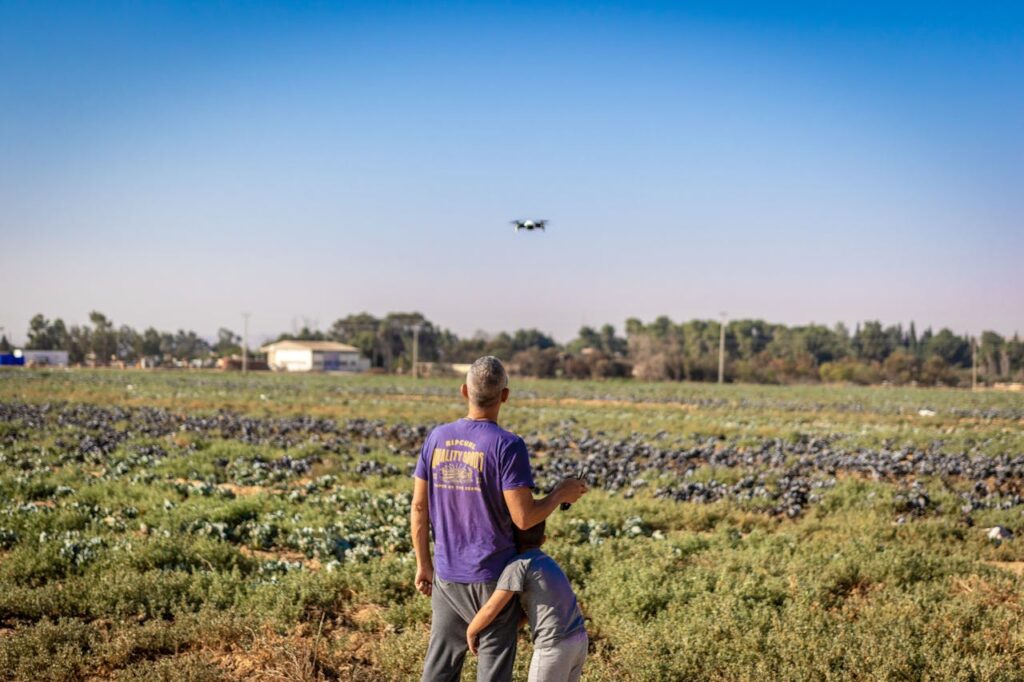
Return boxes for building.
[259,340,370,373]
[22,350,69,367]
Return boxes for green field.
[1,369,1023,681]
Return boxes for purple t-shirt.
[413,418,535,582]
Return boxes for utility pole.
[718,312,727,384]
[242,313,250,374]
[411,324,421,379]
[971,335,977,390]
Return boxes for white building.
[21,350,69,367]
[259,340,370,373]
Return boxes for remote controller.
[559,468,584,511]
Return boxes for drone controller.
[559,467,585,511]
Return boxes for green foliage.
[2,372,1024,679]
[25,310,1023,384]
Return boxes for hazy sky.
[1,1,1021,344]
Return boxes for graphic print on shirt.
[431,438,484,492]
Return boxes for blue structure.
[0,353,25,366]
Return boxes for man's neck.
[465,407,501,422]
[517,545,542,552]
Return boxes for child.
[466,520,587,682]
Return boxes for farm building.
[22,350,70,367]
[260,340,370,373]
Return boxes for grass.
[0,368,1022,680]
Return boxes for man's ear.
[460,384,469,400]
[500,387,510,403]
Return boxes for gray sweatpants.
[421,576,520,682]
[528,629,588,682]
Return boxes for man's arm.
[503,478,587,530]
[466,589,517,655]
[411,476,433,596]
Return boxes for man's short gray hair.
[466,356,508,408]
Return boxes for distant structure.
[216,356,269,372]
[0,349,69,367]
[260,340,369,373]
[22,350,69,367]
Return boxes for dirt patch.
[952,574,1022,611]
[985,561,1024,576]
[239,546,322,571]
[211,623,383,682]
[219,483,266,497]
[521,397,700,412]
[349,604,386,629]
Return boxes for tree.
[214,328,242,357]
[1007,334,1024,379]
[330,313,383,366]
[598,324,627,356]
[0,335,10,353]
[67,325,91,364]
[89,311,117,365]
[511,347,560,378]
[883,349,919,384]
[141,328,162,360]
[171,329,211,361]
[854,321,892,363]
[27,314,54,349]
[628,333,672,381]
[908,321,919,357]
[26,315,68,350]
[920,355,957,386]
[567,326,602,354]
[731,319,773,359]
[925,329,970,367]
[979,331,1006,378]
[800,324,847,364]
[116,325,141,363]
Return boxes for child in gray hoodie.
[466,520,587,682]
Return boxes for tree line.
[14,311,1023,386]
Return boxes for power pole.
[718,312,727,384]
[242,313,250,374]
[411,324,421,378]
[971,335,977,390]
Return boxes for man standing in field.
[411,356,588,682]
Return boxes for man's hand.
[415,564,433,597]
[554,477,588,505]
[466,628,480,656]
[505,478,590,530]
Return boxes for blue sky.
[1,1,1021,343]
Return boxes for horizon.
[1,308,1017,350]
[2,2,1021,344]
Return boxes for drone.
[511,219,547,232]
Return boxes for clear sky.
[1,1,1021,344]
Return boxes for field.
[1,369,1023,681]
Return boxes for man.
[412,356,588,682]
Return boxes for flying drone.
[511,219,547,232]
